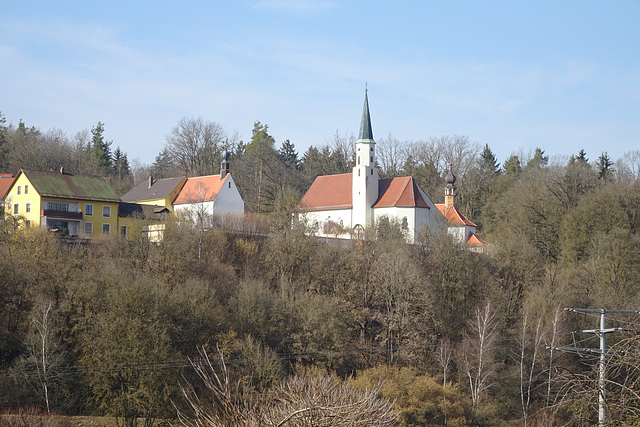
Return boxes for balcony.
[41,209,83,220]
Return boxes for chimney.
[148,176,154,189]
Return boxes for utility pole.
[549,308,639,426]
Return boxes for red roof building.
[0,174,15,215]
[299,90,445,242]
[172,171,245,225]
[434,165,487,251]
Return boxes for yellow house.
[120,176,187,212]
[117,202,169,241]
[4,169,120,237]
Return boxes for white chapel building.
[299,90,446,243]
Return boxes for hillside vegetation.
[3,114,640,425]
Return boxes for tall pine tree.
[91,122,112,174]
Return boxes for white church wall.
[303,208,354,237]
[373,207,412,241]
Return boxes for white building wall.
[446,224,476,245]
[304,208,353,237]
[373,206,437,243]
[213,175,245,216]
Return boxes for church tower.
[352,87,379,229]
[444,163,457,208]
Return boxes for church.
[434,165,487,250]
[299,90,446,243]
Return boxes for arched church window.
[353,224,364,240]
[358,156,360,165]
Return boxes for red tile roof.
[467,232,487,247]
[300,174,432,211]
[173,174,228,205]
[299,173,353,211]
[435,204,477,227]
[0,175,15,199]
[374,176,430,208]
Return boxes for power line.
[548,308,640,427]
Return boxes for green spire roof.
[357,87,375,143]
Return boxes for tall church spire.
[352,86,379,230]
[358,85,374,143]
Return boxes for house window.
[120,225,127,238]
[47,202,69,212]
[102,206,111,217]
[25,220,31,227]
[102,223,110,234]
[85,204,93,216]
[24,185,28,195]
[25,202,31,213]
[228,182,231,188]
[85,222,93,234]
[16,186,21,195]
[13,203,18,215]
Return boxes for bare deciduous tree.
[519,311,544,425]
[166,117,226,177]
[34,302,53,415]
[177,348,399,426]
[11,301,67,415]
[376,134,406,178]
[461,299,499,412]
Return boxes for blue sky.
[1,1,638,167]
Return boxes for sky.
[1,1,639,167]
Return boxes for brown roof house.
[299,90,446,243]
[121,176,187,211]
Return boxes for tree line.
[3,112,640,424]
